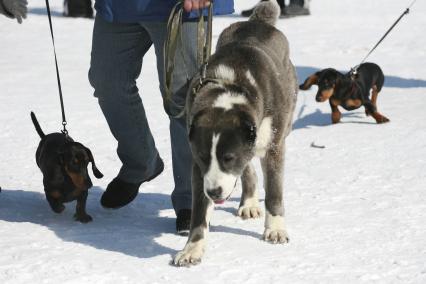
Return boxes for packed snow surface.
[1,0,425,283]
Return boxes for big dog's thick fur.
[173,1,297,266]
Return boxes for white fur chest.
[255,117,273,157]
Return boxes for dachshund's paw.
[376,116,390,124]
[237,205,263,219]
[173,243,204,267]
[51,204,65,214]
[331,112,341,124]
[373,113,390,124]
[263,229,289,244]
[74,213,93,223]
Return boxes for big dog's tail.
[30,111,45,138]
[249,0,280,26]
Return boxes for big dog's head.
[189,100,257,204]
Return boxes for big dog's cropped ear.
[188,109,208,141]
[239,112,257,146]
[299,71,321,90]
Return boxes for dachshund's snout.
[315,94,323,102]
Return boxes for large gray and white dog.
[173,1,297,266]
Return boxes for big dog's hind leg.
[238,162,262,219]
[261,143,289,244]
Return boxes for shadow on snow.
[0,187,260,259]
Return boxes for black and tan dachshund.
[31,112,103,223]
[299,62,390,124]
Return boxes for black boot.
[241,0,285,17]
[241,5,256,17]
[176,209,192,236]
[282,0,310,18]
[100,158,164,209]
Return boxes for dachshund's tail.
[249,0,280,26]
[30,112,45,138]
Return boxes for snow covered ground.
[1,0,425,283]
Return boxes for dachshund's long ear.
[57,150,65,166]
[299,71,321,90]
[84,146,104,179]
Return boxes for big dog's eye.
[223,153,236,164]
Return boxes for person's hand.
[183,0,211,12]
[3,0,27,24]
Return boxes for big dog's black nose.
[206,187,222,200]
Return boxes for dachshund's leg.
[45,191,65,213]
[329,100,341,124]
[366,85,379,116]
[371,85,379,108]
[364,101,390,124]
[74,191,92,223]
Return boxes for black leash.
[45,0,68,136]
[351,0,417,75]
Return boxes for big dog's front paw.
[237,205,263,219]
[263,213,289,243]
[263,228,289,244]
[173,242,205,267]
[238,196,262,219]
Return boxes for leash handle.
[163,1,214,118]
[352,0,416,74]
[45,0,68,135]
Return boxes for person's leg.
[276,0,285,9]
[242,0,285,17]
[289,0,304,5]
[142,21,199,219]
[89,15,163,208]
[285,0,310,17]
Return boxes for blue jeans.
[89,16,199,213]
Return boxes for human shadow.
[0,187,264,259]
[0,187,177,259]
[296,66,426,88]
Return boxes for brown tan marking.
[371,85,378,108]
[65,166,87,192]
[331,111,341,124]
[49,191,62,199]
[330,98,341,123]
[372,112,390,124]
[346,99,362,108]
[319,88,334,102]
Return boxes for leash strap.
[197,3,213,67]
[351,0,417,74]
[164,0,214,118]
[164,1,184,117]
[45,0,68,135]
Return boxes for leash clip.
[61,121,68,136]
